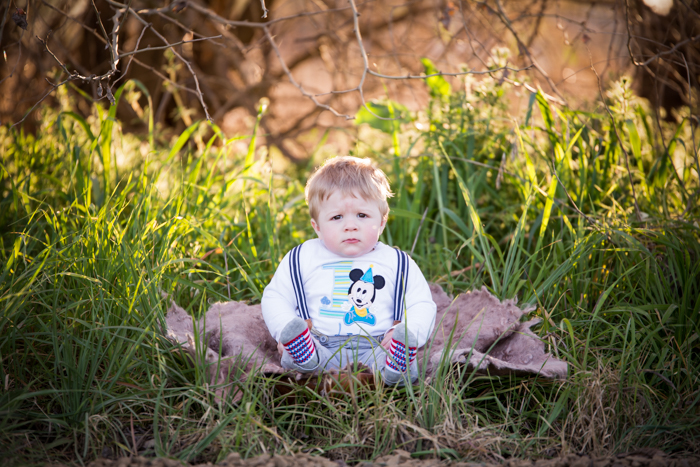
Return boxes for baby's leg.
[380,326,419,386]
[350,335,418,386]
[280,318,338,372]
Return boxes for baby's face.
[311,191,386,258]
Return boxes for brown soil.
[64,450,700,467]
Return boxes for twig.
[259,0,269,19]
[549,157,602,230]
[640,34,700,67]
[116,35,223,59]
[36,31,71,77]
[109,0,133,74]
[11,78,71,129]
[182,1,355,28]
[91,0,115,68]
[0,0,12,52]
[410,208,429,256]
[104,0,213,121]
[130,414,138,456]
[491,0,568,105]
[524,0,547,48]
[264,27,352,119]
[41,1,204,99]
[367,65,532,80]
[347,0,370,113]
[681,53,700,201]
[0,38,23,88]
[588,46,643,223]
[111,21,149,87]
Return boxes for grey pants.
[280,332,419,385]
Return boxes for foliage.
[0,73,699,465]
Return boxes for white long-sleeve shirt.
[262,239,436,348]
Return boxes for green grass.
[0,76,698,465]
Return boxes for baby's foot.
[383,325,417,385]
[281,318,319,371]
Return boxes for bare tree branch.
[2,0,697,160]
[259,0,269,20]
[116,34,223,59]
[588,46,643,223]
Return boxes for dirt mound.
[68,450,699,467]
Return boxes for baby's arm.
[261,251,305,343]
[393,256,436,348]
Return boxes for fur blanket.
[163,285,567,398]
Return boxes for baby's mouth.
[344,238,359,243]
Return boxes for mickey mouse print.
[342,265,385,326]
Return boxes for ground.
[56,450,700,467]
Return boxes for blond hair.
[305,156,393,221]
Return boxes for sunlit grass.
[0,76,698,465]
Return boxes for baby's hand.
[277,340,285,357]
[381,329,394,351]
[278,319,314,356]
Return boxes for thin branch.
[492,0,567,105]
[549,156,603,230]
[588,46,643,223]
[263,27,351,119]
[0,0,12,50]
[367,65,532,80]
[11,77,72,129]
[681,53,700,195]
[348,0,370,108]
[91,0,115,67]
[640,34,700,67]
[184,1,357,28]
[36,31,72,77]
[116,34,223,59]
[39,0,202,99]
[259,0,269,19]
[111,21,149,86]
[104,0,212,121]
[0,38,23,89]
[109,0,133,72]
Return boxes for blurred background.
[1,0,698,163]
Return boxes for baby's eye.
[358,213,368,218]
[331,215,342,220]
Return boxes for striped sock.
[386,333,417,373]
[283,327,316,366]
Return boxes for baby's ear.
[374,275,385,290]
[349,269,364,281]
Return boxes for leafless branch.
[681,53,700,191]
[491,0,568,105]
[91,0,115,68]
[259,0,269,20]
[640,34,700,67]
[0,0,12,50]
[588,46,643,223]
[116,34,223,59]
[104,0,212,121]
[11,77,71,129]
[3,0,697,160]
[264,27,352,119]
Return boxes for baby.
[261,156,436,385]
